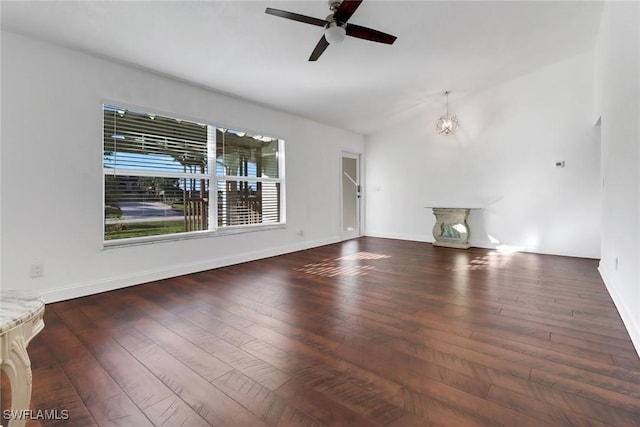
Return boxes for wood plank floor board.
[368,300,630,378]
[130,318,234,383]
[163,318,292,391]
[528,368,640,414]
[274,378,384,427]
[36,310,152,427]
[469,330,640,385]
[419,315,620,366]
[130,344,268,427]
[485,384,613,427]
[99,303,289,393]
[498,308,634,345]
[211,370,326,427]
[487,374,640,426]
[338,314,535,379]
[242,314,492,406]
[51,305,214,426]
[611,353,640,371]
[141,395,211,427]
[239,326,548,427]
[5,237,640,426]
[113,292,182,326]
[466,315,621,362]
[240,337,407,425]
[27,366,91,427]
[334,335,493,399]
[548,331,637,357]
[179,309,257,348]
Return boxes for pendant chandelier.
[436,91,458,135]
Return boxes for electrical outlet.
[30,263,44,278]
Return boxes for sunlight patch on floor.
[296,262,375,277]
[338,252,392,261]
[296,252,390,277]
[448,251,515,271]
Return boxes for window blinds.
[103,105,284,242]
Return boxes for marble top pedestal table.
[425,205,483,249]
[0,291,45,427]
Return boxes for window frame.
[102,102,286,248]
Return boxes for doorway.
[341,152,361,240]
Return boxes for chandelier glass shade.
[436,91,458,135]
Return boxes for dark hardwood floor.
[3,237,640,426]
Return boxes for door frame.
[340,151,362,240]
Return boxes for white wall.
[594,1,640,355]
[365,51,601,259]
[0,31,364,302]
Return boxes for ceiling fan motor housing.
[329,0,342,13]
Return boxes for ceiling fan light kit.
[325,21,347,44]
[436,91,459,135]
[265,0,397,61]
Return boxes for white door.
[341,152,361,240]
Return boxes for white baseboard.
[598,266,640,358]
[42,236,341,303]
[364,232,500,250]
[364,231,432,243]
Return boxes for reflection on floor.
[296,251,392,277]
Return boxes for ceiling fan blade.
[309,35,330,61]
[346,23,397,44]
[265,8,326,27]
[334,0,363,23]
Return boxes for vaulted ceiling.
[1,1,603,135]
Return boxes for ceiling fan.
[265,0,397,61]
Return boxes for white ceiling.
[1,1,603,135]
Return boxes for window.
[103,105,285,243]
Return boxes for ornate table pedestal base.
[431,208,471,249]
[0,292,45,427]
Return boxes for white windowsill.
[102,223,287,249]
